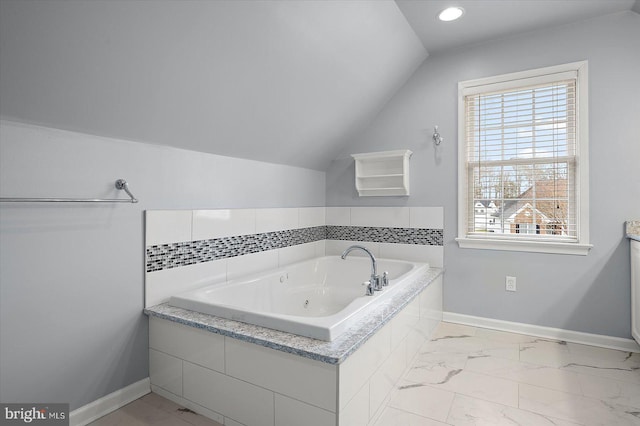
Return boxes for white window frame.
[456,61,592,255]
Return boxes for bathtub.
[168,255,429,341]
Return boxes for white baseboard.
[443,312,640,353]
[70,377,150,426]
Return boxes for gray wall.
[0,120,325,409]
[0,0,425,171]
[326,11,640,339]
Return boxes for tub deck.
[144,267,442,364]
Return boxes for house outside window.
[456,62,592,255]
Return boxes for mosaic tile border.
[146,225,443,272]
[326,225,442,246]
[146,226,325,272]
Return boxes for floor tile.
[120,399,174,423]
[465,354,583,395]
[424,334,520,361]
[474,328,544,344]
[87,394,223,426]
[560,353,640,384]
[519,338,571,367]
[374,406,449,426]
[388,380,455,422]
[566,343,640,363]
[430,322,478,340]
[404,367,519,407]
[139,392,183,414]
[577,372,640,409]
[88,409,149,426]
[447,394,581,426]
[519,383,640,425]
[174,408,225,426]
[403,350,468,383]
[149,417,195,426]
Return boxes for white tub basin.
[169,255,429,341]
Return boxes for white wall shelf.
[351,150,412,196]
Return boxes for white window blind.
[457,62,591,254]
[464,78,577,241]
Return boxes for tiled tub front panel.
[339,275,443,425]
[149,316,337,426]
[145,207,443,307]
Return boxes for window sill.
[456,237,592,255]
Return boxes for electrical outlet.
[506,276,517,292]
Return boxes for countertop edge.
[626,221,640,241]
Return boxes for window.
[457,62,591,255]
[516,223,539,235]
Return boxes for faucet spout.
[341,245,380,292]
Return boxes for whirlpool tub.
[168,255,429,341]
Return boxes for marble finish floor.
[90,322,640,425]
[374,322,640,426]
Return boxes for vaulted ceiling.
[1,0,637,171]
[396,0,636,54]
[0,0,426,171]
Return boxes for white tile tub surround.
[191,209,256,240]
[145,206,443,307]
[145,208,326,307]
[299,207,326,228]
[326,207,351,226]
[325,206,444,267]
[148,275,443,426]
[336,206,442,229]
[278,240,325,266]
[226,249,279,282]
[350,206,411,228]
[256,208,300,233]
[146,210,194,246]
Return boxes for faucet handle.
[382,271,389,286]
[362,281,374,296]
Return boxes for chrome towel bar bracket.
[0,179,139,203]
[432,125,443,146]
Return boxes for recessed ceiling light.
[438,6,464,22]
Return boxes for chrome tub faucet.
[341,245,387,295]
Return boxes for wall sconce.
[432,126,443,146]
